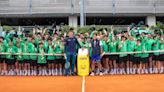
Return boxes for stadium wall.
[0,0,164,26]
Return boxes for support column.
[146,15,156,27]
[69,16,78,28]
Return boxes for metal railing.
[0,50,164,56]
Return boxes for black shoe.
[71,73,77,76]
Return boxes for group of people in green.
[0,30,65,76]
[99,30,164,75]
[0,26,163,76]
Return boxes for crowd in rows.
[0,27,163,76]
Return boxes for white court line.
[82,76,85,92]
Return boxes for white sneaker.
[20,70,23,76]
[13,71,16,76]
[95,69,100,75]
[119,69,122,75]
[22,70,24,75]
[30,70,32,76]
[17,71,20,76]
[110,70,114,75]
[126,68,129,74]
[55,70,58,76]
[33,70,35,76]
[31,70,34,76]
[132,69,136,74]
[137,69,140,74]
[122,69,126,75]
[99,72,103,76]
[1,70,4,76]
[103,69,108,75]
[34,70,36,76]
[38,70,42,76]
[11,71,14,76]
[113,69,116,75]
[126,70,129,74]
[49,70,52,76]
[19,70,22,76]
[141,69,144,74]
[42,70,45,76]
[27,70,31,76]
[154,68,158,74]
[145,69,148,74]
[24,70,28,76]
[110,69,113,74]
[160,67,164,73]
[116,69,120,74]
[152,68,155,74]
[60,69,63,76]
[90,72,94,76]
[7,71,10,76]
[53,69,56,75]
[59,70,62,76]
[129,68,133,74]
[51,70,54,76]
[45,70,48,76]
[149,68,153,74]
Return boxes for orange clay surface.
[0,74,164,92]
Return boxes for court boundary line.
[82,76,85,92]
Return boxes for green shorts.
[0,58,5,63]
[18,60,24,64]
[119,56,127,63]
[38,63,47,66]
[140,57,148,64]
[134,57,141,64]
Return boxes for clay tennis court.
[0,74,164,92]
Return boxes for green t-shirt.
[37,48,46,63]
[141,36,147,45]
[141,42,149,58]
[20,40,24,51]
[127,40,136,53]
[109,41,117,53]
[152,38,160,55]
[35,38,40,45]
[115,39,120,52]
[43,40,48,53]
[134,43,142,57]
[6,46,16,59]
[90,32,94,39]
[102,40,109,53]
[29,43,37,60]
[146,38,155,51]
[118,41,127,57]
[108,34,113,42]
[16,47,23,61]
[3,39,9,48]
[12,39,17,46]
[47,45,55,60]
[55,43,64,59]
[28,42,33,53]
[160,43,164,54]
[130,30,136,38]
[0,43,5,58]
[22,42,30,60]
[80,41,89,48]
